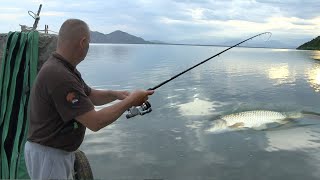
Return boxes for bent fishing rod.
[126,32,272,118]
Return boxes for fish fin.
[262,122,316,132]
[279,118,291,124]
[301,111,320,117]
[229,122,245,128]
[209,114,223,121]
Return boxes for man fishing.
[24,19,154,179]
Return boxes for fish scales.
[221,110,287,128]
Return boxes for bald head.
[58,19,90,46]
[57,19,91,64]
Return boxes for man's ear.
[80,37,87,49]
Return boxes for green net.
[0,31,39,179]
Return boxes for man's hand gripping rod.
[125,32,272,119]
[126,88,153,119]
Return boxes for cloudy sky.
[1,0,319,46]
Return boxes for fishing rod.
[126,32,272,118]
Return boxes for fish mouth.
[205,119,230,134]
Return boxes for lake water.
[78,44,320,180]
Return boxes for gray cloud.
[0,0,319,44]
[256,0,320,19]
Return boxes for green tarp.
[0,31,39,179]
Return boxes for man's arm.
[76,89,154,132]
[89,89,129,106]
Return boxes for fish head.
[205,119,230,133]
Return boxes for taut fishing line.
[126,32,272,118]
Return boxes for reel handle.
[125,88,153,119]
[126,101,152,119]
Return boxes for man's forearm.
[94,98,132,130]
[76,89,153,132]
[89,89,119,106]
[76,97,133,132]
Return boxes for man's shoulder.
[37,58,77,89]
[39,58,71,78]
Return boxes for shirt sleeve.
[83,81,92,96]
[75,68,91,96]
[51,81,94,122]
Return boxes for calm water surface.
[78,44,320,180]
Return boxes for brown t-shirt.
[27,52,94,152]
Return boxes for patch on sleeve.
[66,91,80,106]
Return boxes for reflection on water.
[82,124,130,156]
[310,51,320,61]
[186,120,203,129]
[271,49,291,52]
[265,127,320,152]
[177,98,222,116]
[306,63,320,92]
[87,44,132,63]
[78,45,320,180]
[267,64,295,85]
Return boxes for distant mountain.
[90,30,152,44]
[297,36,320,50]
[237,40,297,49]
[173,36,310,49]
[90,30,314,49]
[149,40,167,44]
[217,39,293,48]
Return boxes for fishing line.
[148,32,272,90]
[126,32,272,118]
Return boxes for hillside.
[90,30,152,44]
[297,36,320,50]
[89,30,303,49]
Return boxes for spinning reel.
[126,101,152,119]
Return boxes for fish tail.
[301,110,320,117]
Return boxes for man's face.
[83,35,90,57]
[79,34,90,61]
